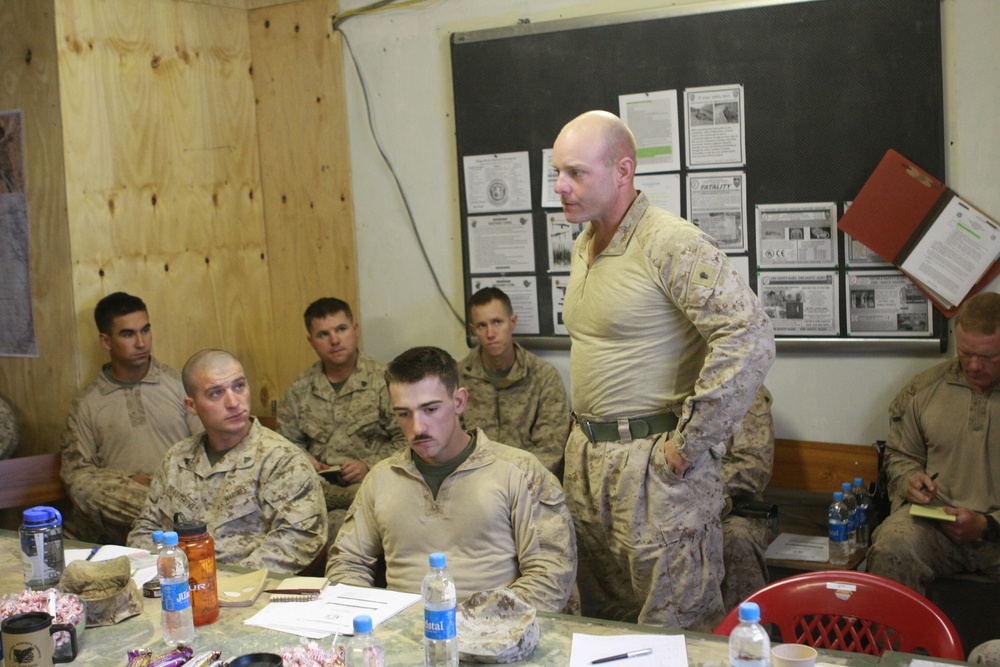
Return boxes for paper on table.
[244,583,421,639]
[570,633,686,667]
[765,533,830,563]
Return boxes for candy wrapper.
[278,641,346,667]
[127,644,193,667]
[0,588,86,655]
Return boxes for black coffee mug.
[2,612,78,665]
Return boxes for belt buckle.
[584,420,598,444]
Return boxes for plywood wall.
[249,0,358,399]
[0,0,354,456]
[0,0,79,456]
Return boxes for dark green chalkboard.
[452,0,945,350]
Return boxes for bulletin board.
[451,0,946,351]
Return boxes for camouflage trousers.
[867,508,1000,595]
[563,427,726,631]
[720,514,769,613]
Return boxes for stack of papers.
[765,533,830,563]
[244,583,420,638]
[569,633,687,667]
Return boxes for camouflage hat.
[59,556,142,626]
[457,588,539,663]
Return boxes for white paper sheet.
[570,633,686,667]
[244,584,421,639]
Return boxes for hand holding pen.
[910,471,938,504]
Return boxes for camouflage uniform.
[720,386,774,612]
[278,354,404,539]
[127,419,327,575]
[328,429,577,612]
[868,358,1000,594]
[0,394,17,460]
[562,192,775,631]
[459,341,570,474]
[60,358,202,545]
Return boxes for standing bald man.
[552,111,774,630]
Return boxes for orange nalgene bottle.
[174,516,219,625]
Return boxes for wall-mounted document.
[839,149,1000,316]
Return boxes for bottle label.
[856,507,868,526]
[162,581,192,612]
[829,522,847,542]
[424,606,456,641]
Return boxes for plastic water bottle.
[852,477,870,549]
[841,482,858,553]
[150,529,165,556]
[422,552,458,667]
[346,615,385,667]
[828,491,850,565]
[19,506,65,589]
[158,531,195,646]
[729,601,771,667]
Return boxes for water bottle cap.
[352,614,374,634]
[173,516,208,538]
[163,531,179,547]
[429,552,447,568]
[854,477,864,486]
[152,530,164,542]
[833,491,844,501]
[738,602,761,622]
[22,506,61,528]
[842,482,852,492]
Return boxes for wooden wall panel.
[248,0,357,399]
[55,0,280,415]
[0,0,79,456]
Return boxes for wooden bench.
[0,452,68,530]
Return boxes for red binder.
[839,149,1000,317]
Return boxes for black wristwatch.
[984,515,1000,542]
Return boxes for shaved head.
[182,349,242,397]
[558,110,637,166]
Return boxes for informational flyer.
[463,151,532,213]
[551,276,570,336]
[686,171,747,252]
[756,202,838,269]
[466,213,535,274]
[546,210,586,273]
[846,271,932,337]
[758,271,841,336]
[469,275,540,334]
[635,172,681,216]
[684,84,746,169]
[619,89,681,173]
[540,148,561,209]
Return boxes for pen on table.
[591,648,654,664]
[262,588,323,594]
[85,545,100,561]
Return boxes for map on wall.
[0,110,38,357]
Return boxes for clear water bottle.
[828,491,850,565]
[852,477,870,549]
[729,601,771,667]
[422,552,458,667]
[151,529,165,556]
[346,615,385,667]
[158,531,195,646]
[841,482,858,553]
[19,506,65,589]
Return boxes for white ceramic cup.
[771,643,818,667]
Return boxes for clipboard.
[839,149,1000,316]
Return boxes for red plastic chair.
[713,571,964,660]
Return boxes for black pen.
[921,471,940,494]
[591,648,653,664]
[85,546,100,561]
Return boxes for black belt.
[575,411,679,444]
